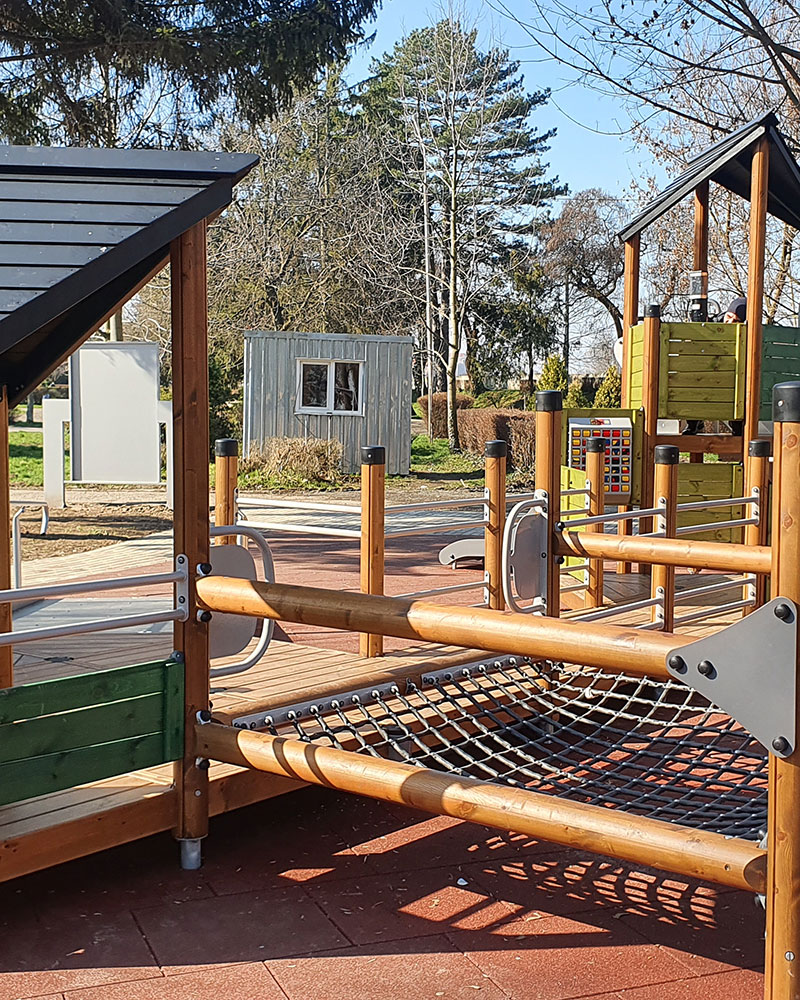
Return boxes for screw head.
[197,562,213,577]
[697,659,716,678]
[668,655,687,674]
[775,603,794,622]
[197,708,212,723]
[773,736,791,754]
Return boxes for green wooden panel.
[760,343,800,359]
[0,692,164,764]
[668,388,738,402]
[664,401,738,420]
[0,734,166,807]
[665,354,737,373]
[0,659,184,807]
[0,659,169,724]
[761,357,800,374]
[764,325,800,347]
[665,341,736,357]
[662,322,739,343]
[677,463,743,542]
[759,326,800,420]
[667,372,736,389]
[630,356,644,375]
[560,465,588,580]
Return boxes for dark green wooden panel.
[0,734,166,807]
[0,659,184,806]
[0,659,171,724]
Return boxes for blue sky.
[344,0,664,204]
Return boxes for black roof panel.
[619,112,800,241]
[0,145,257,405]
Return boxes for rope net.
[269,657,767,842]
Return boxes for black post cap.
[215,438,238,458]
[535,390,563,412]
[586,436,606,453]
[749,439,772,458]
[773,381,800,423]
[645,303,661,319]
[654,444,680,465]
[361,445,385,465]
[485,439,507,459]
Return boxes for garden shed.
[243,330,413,475]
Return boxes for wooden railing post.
[171,221,211,870]
[618,234,640,577]
[641,303,662,538]
[650,445,679,629]
[214,439,238,545]
[584,436,605,610]
[0,385,11,688]
[484,439,507,611]
[764,381,800,1000]
[744,135,769,451]
[535,391,562,618]
[360,445,385,658]
[745,438,771,612]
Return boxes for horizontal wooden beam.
[656,434,743,456]
[196,578,682,680]
[557,531,771,576]
[196,723,766,894]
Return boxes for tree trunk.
[446,151,460,452]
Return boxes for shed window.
[297,360,363,415]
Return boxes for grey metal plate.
[666,597,798,757]
[438,538,485,566]
[508,508,548,600]
[209,544,258,658]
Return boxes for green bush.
[564,377,591,408]
[536,354,568,394]
[593,365,622,408]
[458,409,537,470]
[473,389,525,409]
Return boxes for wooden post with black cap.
[484,439,507,611]
[650,445,679,630]
[584,436,606,610]
[360,445,385,658]
[214,439,238,545]
[535,391,562,618]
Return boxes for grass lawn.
[9,431,43,486]
[409,435,483,475]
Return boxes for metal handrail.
[236,496,360,514]
[237,518,361,539]
[676,494,757,513]
[675,517,758,536]
[209,525,276,679]
[672,598,754,627]
[0,608,185,648]
[0,568,185,606]
[558,506,661,530]
[573,596,661,622]
[385,519,486,539]
[11,504,48,588]
[675,575,755,603]
[393,580,484,600]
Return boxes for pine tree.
[537,354,568,394]
[564,377,590,408]
[593,365,622,408]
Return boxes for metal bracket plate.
[665,597,798,757]
[175,554,189,622]
[501,493,549,613]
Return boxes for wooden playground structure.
[2,118,800,999]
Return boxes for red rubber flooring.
[0,787,764,1000]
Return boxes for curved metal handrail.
[501,497,546,615]
[209,524,276,679]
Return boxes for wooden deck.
[0,574,747,883]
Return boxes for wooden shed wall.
[243,331,413,475]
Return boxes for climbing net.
[270,657,767,842]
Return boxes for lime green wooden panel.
[561,408,643,505]
[667,372,736,389]
[665,354,737,373]
[560,466,588,580]
[668,388,738,402]
[677,463,743,542]
[0,659,184,807]
[662,322,739,343]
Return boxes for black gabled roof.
[619,112,800,241]
[0,145,257,405]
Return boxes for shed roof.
[619,112,800,241]
[0,145,257,406]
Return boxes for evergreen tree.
[537,353,568,394]
[593,365,622,407]
[565,377,590,408]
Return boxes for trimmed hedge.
[417,392,474,439]
[459,408,536,470]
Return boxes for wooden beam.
[195,576,686,680]
[621,235,640,410]
[693,180,709,274]
[744,136,769,450]
[557,530,771,576]
[359,446,385,658]
[0,387,11,688]
[535,392,562,617]
[640,304,662,532]
[584,438,605,610]
[764,383,800,998]
[484,440,507,611]
[651,446,679,629]
[196,722,766,894]
[171,222,211,852]
[214,439,238,545]
[744,439,771,611]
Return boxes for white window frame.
[295,358,365,416]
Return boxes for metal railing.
[11,504,48,588]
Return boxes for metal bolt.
[697,659,716,678]
[555,555,565,565]
[775,603,794,622]
[196,758,210,771]
[196,609,212,623]
[773,736,791,754]
[668,655,687,674]
[197,562,213,576]
[787,951,795,962]
[556,521,565,531]
[196,709,212,723]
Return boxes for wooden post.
[584,436,605,610]
[693,180,709,282]
[745,439,771,612]
[535,391,562,618]
[650,445,679,629]
[744,135,769,451]
[360,445,385,658]
[641,303,662,537]
[617,235,640,575]
[764,381,800,999]
[0,386,11,688]
[484,439,506,611]
[214,439,238,545]
[171,221,211,869]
